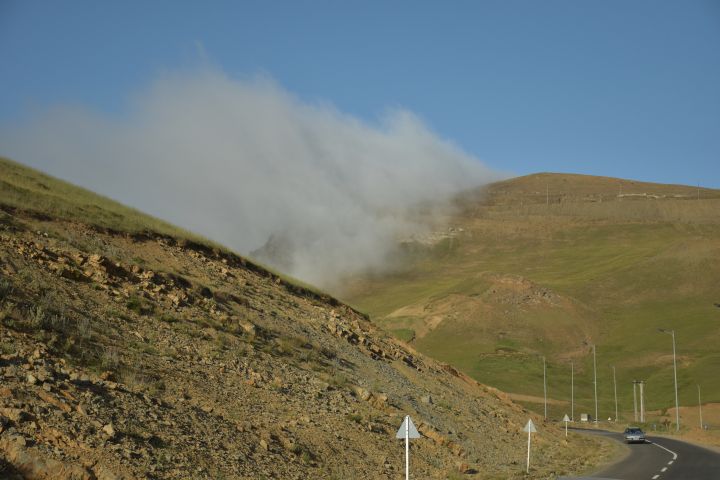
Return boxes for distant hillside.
[343,173,720,429]
[0,159,610,478]
[485,172,719,204]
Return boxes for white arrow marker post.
[524,419,537,474]
[562,414,570,437]
[396,415,420,480]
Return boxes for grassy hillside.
[343,173,720,429]
[0,159,614,478]
[0,156,209,240]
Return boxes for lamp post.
[658,329,680,432]
[612,366,618,422]
[639,380,645,423]
[698,384,703,430]
[633,380,638,422]
[571,361,574,422]
[593,344,598,424]
[543,356,547,420]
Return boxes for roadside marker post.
[562,414,570,437]
[524,419,537,474]
[396,415,420,480]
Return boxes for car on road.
[623,427,646,444]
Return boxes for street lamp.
[698,384,703,430]
[570,361,574,422]
[633,380,638,422]
[543,356,547,420]
[593,344,598,424]
[658,328,680,432]
[612,366,618,422]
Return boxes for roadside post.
[396,415,420,480]
[562,414,570,437]
[524,419,537,474]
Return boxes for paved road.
[561,428,720,480]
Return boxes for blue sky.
[1,0,719,187]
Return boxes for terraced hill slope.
[343,173,720,428]
[0,158,611,478]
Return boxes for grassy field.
[0,156,222,243]
[343,173,720,427]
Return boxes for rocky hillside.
[0,159,611,478]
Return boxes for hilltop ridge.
[344,172,720,427]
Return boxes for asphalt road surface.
[561,428,720,480]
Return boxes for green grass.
[0,156,212,242]
[389,328,415,342]
[344,173,720,420]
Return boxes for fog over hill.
[0,67,499,287]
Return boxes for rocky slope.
[0,165,611,478]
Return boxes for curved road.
[561,429,720,480]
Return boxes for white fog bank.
[0,68,501,287]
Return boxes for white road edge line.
[648,439,679,460]
[644,439,678,480]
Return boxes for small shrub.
[126,296,142,313]
[120,367,165,396]
[101,346,120,370]
[60,335,77,355]
[346,413,363,424]
[76,316,91,338]
[0,279,13,302]
[329,372,348,389]
[126,295,154,316]
[274,338,296,356]
[214,332,231,350]
[30,304,47,328]
[320,346,337,360]
[299,347,320,365]
[158,312,177,323]
[288,444,315,464]
[0,341,16,355]
[148,379,166,396]
[130,340,160,356]
[0,301,15,325]
[45,312,71,333]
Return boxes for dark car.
[623,427,646,444]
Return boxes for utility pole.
[658,329,680,432]
[543,356,547,420]
[612,366,618,422]
[546,184,549,206]
[593,344,598,423]
[571,361,574,422]
[633,381,638,422]
[698,385,703,430]
[639,380,645,423]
